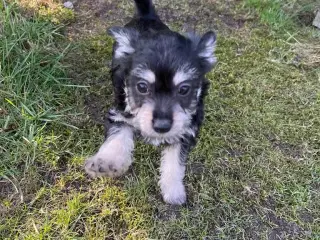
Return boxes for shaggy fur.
[85,0,217,205]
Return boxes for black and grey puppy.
[85,0,217,205]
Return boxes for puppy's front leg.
[159,143,187,205]
[85,124,134,178]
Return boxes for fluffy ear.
[107,27,140,59]
[197,31,217,72]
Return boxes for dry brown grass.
[292,42,320,67]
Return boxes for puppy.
[85,0,217,205]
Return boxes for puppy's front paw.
[84,155,130,178]
[161,182,186,205]
[85,126,134,178]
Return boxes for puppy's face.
[109,28,217,141]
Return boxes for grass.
[244,0,317,31]
[0,3,71,176]
[1,0,320,239]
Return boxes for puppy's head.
[108,27,217,140]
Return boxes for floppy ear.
[107,27,140,58]
[197,31,217,72]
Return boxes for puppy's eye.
[136,81,149,94]
[178,84,190,96]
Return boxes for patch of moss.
[16,180,149,239]
[15,0,75,24]
[38,5,74,24]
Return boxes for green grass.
[1,0,320,239]
[0,3,72,176]
[245,0,318,31]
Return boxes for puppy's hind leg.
[85,124,134,178]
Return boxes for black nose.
[153,119,172,133]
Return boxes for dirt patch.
[243,216,266,240]
[37,168,62,186]
[66,0,251,39]
[243,196,309,239]
[225,148,243,157]
[84,93,108,124]
[155,204,182,221]
[62,176,92,193]
[0,179,13,198]
[57,151,72,169]
[292,42,320,68]
[296,11,315,26]
[66,0,128,39]
[263,195,277,211]
[188,162,206,175]
[0,180,15,203]
[0,178,23,217]
[272,141,303,159]
[220,14,246,29]
[266,211,305,240]
[268,136,304,159]
[259,196,307,239]
[298,209,314,224]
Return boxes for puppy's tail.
[134,0,157,19]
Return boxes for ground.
[0,0,320,239]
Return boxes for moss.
[37,5,74,24]
[15,0,75,24]
[17,182,149,239]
